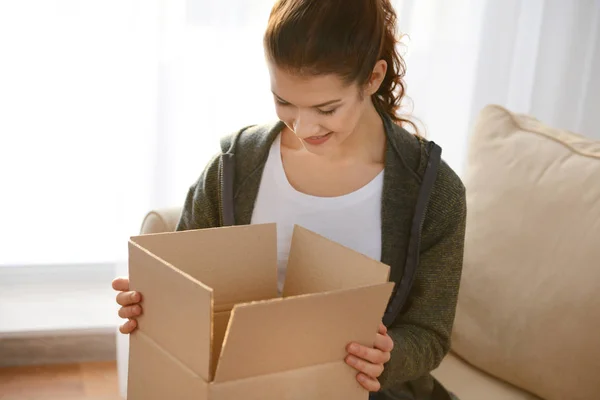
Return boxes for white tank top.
[251,135,383,295]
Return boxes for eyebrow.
[272,92,342,108]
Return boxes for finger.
[118,305,142,319]
[112,277,130,292]
[357,373,381,392]
[347,343,389,365]
[116,291,141,306]
[119,319,137,334]
[346,355,384,378]
[378,323,387,335]
[374,333,394,354]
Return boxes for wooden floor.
[0,361,121,400]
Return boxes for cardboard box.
[127,223,394,400]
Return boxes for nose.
[292,114,320,138]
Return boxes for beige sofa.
[125,105,600,399]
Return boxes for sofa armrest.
[140,207,183,234]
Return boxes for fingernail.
[131,292,138,301]
[358,374,366,382]
[347,356,357,366]
[350,344,359,352]
[133,305,140,315]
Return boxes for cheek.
[326,107,362,134]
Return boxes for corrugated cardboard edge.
[211,310,231,379]
[128,240,214,381]
[127,329,208,400]
[210,360,367,400]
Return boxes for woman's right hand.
[112,277,142,334]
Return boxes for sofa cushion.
[451,105,600,400]
[433,352,541,400]
[140,207,182,234]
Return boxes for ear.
[365,60,388,96]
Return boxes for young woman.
[113,0,466,399]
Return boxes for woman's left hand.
[345,322,394,392]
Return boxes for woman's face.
[268,62,372,155]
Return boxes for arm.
[175,153,222,231]
[380,177,467,389]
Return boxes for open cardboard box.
[127,223,394,400]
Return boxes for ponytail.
[373,0,419,134]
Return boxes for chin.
[303,145,329,156]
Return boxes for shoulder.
[418,137,466,246]
[427,154,466,241]
[219,120,283,184]
[190,120,282,185]
[218,120,285,189]
[186,121,279,193]
[386,120,466,235]
[178,121,283,230]
[386,119,465,205]
[219,121,284,156]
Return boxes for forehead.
[267,62,355,106]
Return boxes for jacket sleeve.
[175,153,222,231]
[379,171,467,389]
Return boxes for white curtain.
[396,0,600,175]
[2,0,598,269]
[0,0,276,268]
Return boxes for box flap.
[128,330,208,400]
[130,224,278,311]
[214,282,394,382]
[211,310,231,379]
[128,241,212,381]
[283,225,390,297]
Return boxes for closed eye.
[274,94,339,116]
[317,108,337,116]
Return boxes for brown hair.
[264,0,416,132]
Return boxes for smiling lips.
[303,132,333,146]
